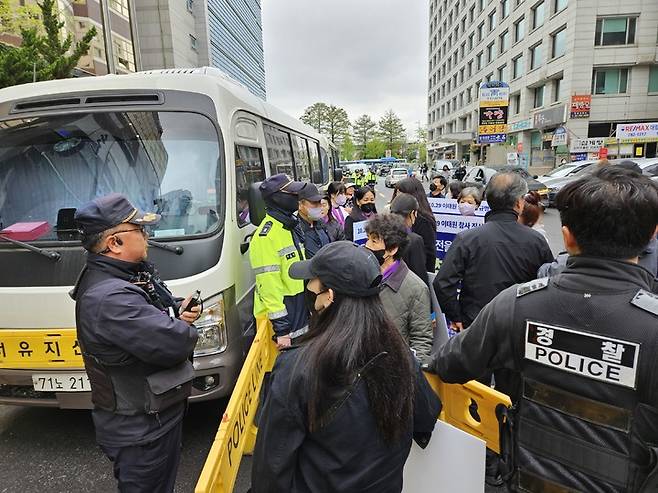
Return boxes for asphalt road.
[0,176,563,493]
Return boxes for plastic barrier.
[195,318,512,492]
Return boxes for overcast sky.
[262,0,429,138]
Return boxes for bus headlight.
[193,295,227,356]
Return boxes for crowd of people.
[249,161,658,492]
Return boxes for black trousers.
[100,420,183,493]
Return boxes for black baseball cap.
[298,183,323,202]
[75,193,160,235]
[289,241,382,297]
[390,193,419,215]
[259,173,306,198]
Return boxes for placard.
[429,197,488,260]
[352,220,368,245]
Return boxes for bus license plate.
[32,372,91,392]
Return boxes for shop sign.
[533,105,566,130]
[551,126,568,147]
[478,82,510,144]
[570,95,591,119]
[616,122,658,141]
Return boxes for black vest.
[73,259,193,416]
[506,275,658,492]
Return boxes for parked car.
[385,167,409,188]
[462,165,550,205]
[536,161,593,186]
[378,163,393,176]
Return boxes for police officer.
[71,193,200,493]
[250,174,309,349]
[428,167,658,491]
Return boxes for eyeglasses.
[113,226,147,237]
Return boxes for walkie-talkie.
[185,290,202,312]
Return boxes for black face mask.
[366,247,386,266]
[305,288,328,314]
[429,183,438,192]
[271,191,299,213]
[360,203,376,214]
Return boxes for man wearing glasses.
[71,193,200,493]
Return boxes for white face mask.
[307,206,324,221]
[335,194,347,206]
[458,202,477,216]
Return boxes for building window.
[498,64,508,82]
[489,10,497,31]
[554,0,567,13]
[467,87,473,102]
[486,72,493,82]
[186,0,194,12]
[513,55,524,78]
[469,32,475,51]
[592,68,629,94]
[532,1,545,29]
[460,67,465,83]
[551,27,567,58]
[512,93,521,114]
[500,30,509,52]
[469,5,475,22]
[501,0,510,18]
[533,85,544,108]
[479,0,486,12]
[476,51,483,70]
[189,34,198,51]
[514,17,526,42]
[553,76,563,102]
[468,60,473,76]
[109,0,129,17]
[478,22,485,41]
[530,43,542,70]
[649,66,658,93]
[487,42,495,63]
[595,17,637,46]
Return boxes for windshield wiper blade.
[147,239,183,255]
[0,234,61,262]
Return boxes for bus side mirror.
[248,182,266,227]
[333,168,343,182]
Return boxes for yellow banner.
[0,329,83,369]
[478,124,508,135]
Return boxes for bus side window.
[263,123,294,178]
[235,145,265,227]
[308,141,322,184]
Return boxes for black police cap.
[259,174,306,198]
[75,193,160,235]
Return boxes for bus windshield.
[0,111,223,241]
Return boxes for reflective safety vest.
[505,283,658,492]
[367,171,376,183]
[249,213,305,322]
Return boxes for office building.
[427,0,658,170]
[0,0,139,76]
[135,0,266,100]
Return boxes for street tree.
[0,0,41,35]
[378,110,406,155]
[352,114,377,159]
[340,134,356,161]
[365,139,387,159]
[0,0,97,89]
[300,102,329,133]
[324,105,350,144]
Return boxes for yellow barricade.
[423,373,512,454]
[195,319,512,492]
[195,318,277,493]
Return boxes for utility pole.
[99,0,116,74]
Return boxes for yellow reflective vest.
[249,214,305,322]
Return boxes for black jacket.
[252,346,441,493]
[434,210,553,327]
[324,218,345,242]
[402,231,430,287]
[431,257,658,491]
[299,216,332,259]
[412,214,437,273]
[344,207,369,242]
[72,254,198,447]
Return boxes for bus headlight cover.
[193,295,227,356]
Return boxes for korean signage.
[570,137,606,153]
[551,126,568,147]
[508,117,533,133]
[429,198,489,260]
[533,104,566,130]
[478,82,510,144]
[352,220,368,246]
[616,122,658,142]
[569,95,591,119]
[0,329,82,369]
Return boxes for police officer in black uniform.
[429,166,658,492]
[71,193,200,493]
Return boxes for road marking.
[378,193,387,199]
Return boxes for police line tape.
[195,319,512,492]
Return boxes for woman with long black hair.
[344,186,377,241]
[394,178,438,272]
[251,241,441,493]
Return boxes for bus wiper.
[147,239,183,255]
[0,234,61,262]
